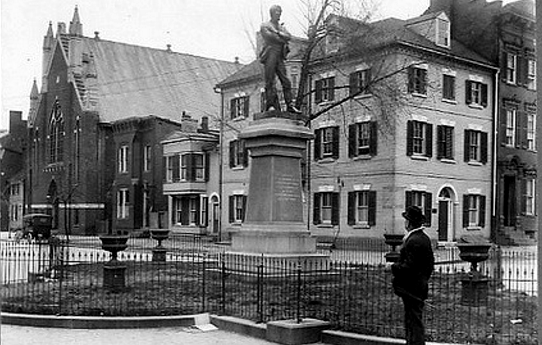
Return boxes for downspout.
[214,86,224,242]
[535,0,541,338]
[306,73,313,232]
[491,69,500,243]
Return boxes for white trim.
[319,71,336,78]
[355,115,372,123]
[442,68,456,76]
[318,185,335,192]
[467,188,482,194]
[232,190,245,195]
[468,124,483,131]
[409,184,428,191]
[468,74,484,83]
[440,119,455,127]
[234,91,247,98]
[353,184,372,191]
[411,114,428,122]
[354,63,370,71]
[317,119,337,128]
[31,203,105,209]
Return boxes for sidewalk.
[1,324,315,345]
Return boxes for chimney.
[94,31,100,39]
[166,44,172,52]
[180,112,198,133]
[234,56,240,64]
[200,116,209,132]
[57,22,66,36]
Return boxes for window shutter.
[521,179,527,214]
[421,69,428,94]
[187,154,194,181]
[201,196,208,227]
[243,97,250,118]
[315,80,323,104]
[463,195,469,228]
[331,126,340,159]
[162,156,167,181]
[405,191,413,208]
[171,198,177,224]
[406,121,414,156]
[329,77,335,101]
[229,141,235,168]
[229,196,234,223]
[349,72,359,96]
[446,127,454,159]
[242,140,249,167]
[348,124,356,158]
[205,153,210,182]
[465,81,472,104]
[407,67,414,93]
[426,123,433,158]
[181,197,189,225]
[314,129,321,160]
[464,130,470,162]
[347,192,355,225]
[370,121,378,156]
[519,111,528,149]
[516,56,525,86]
[365,69,372,93]
[424,192,432,227]
[500,108,508,145]
[331,192,340,225]
[194,196,200,225]
[437,125,443,159]
[479,195,486,227]
[242,195,247,222]
[172,155,180,182]
[230,99,236,119]
[481,83,488,107]
[481,132,488,164]
[313,193,321,224]
[368,191,377,226]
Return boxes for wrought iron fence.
[0,236,537,345]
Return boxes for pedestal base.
[103,261,127,291]
[232,226,317,254]
[460,275,489,306]
[152,247,167,262]
[222,251,330,274]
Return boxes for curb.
[1,312,208,329]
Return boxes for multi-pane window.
[527,113,536,151]
[465,80,488,107]
[48,103,65,164]
[406,121,432,158]
[143,145,151,172]
[348,122,377,157]
[442,74,455,101]
[349,69,371,96]
[437,125,454,160]
[347,191,377,226]
[314,127,339,161]
[405,191,432,226]
[505,109,517,147]
[315,77,335,104]
[527,59,536,89]
[181,154,189,180]
[436,18,450,47]
[168,153,207,182]
[523,178,536,216]
[407,67,427,95]
[118,145,129,173]
[230,140,248,168]
[230,96,249,119]
[229,195,247,223]
[188,196,199,225]
[463,194,486,228]
[166,155,180,182]
[173,194,203,226]
[313,192,339,225]
[117,188,130,219]
[194,154,205,180]
[464,130,488,163]
[505,53,517,84]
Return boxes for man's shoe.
[287,105,302,114]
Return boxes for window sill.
[316,224,334,229]
[410,155,429,161]
[411,92,427,98]
[317,157,337,164]
[353,93,372,100]
[467,161,483,166]
[442,98,457,104]
[466,226,482,231]
[231,166,246,171]
[439,158,456,164]
[352,224,371,229]
[352,154,373,161]
[232,116,246,122]
[467,104,485,110]
[316,101,334,107]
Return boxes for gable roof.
[59,36,243,124]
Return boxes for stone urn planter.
[99,234,129,291]
[384,233,404,262]
[150,229,170,262]
[456,237,492,306]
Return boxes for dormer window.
[436,17,450,48]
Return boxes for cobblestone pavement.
[1,325,305,345]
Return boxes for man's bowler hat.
[402,206,426,224]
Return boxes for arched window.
[48,102,65,163]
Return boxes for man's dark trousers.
[264,48,293,110]
[402,296,425,345]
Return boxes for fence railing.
[0,236,537,345]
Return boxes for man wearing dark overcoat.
[392,206,435,345]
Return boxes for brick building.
[27,7,242,235]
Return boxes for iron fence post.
[257,256,264,323]
[297,260,302,323]
[221,256,226,315]
[202,254,206,312]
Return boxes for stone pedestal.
[230,113,327,267]
[103,261,127,291]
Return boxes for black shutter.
[229,196,234,223]
[329,77,335,101]
[463,195,469,228]
[464,130,470,162]
[229,141,235,168]
[315,80,323,104]
[424,192,432,227]
[331,192,340,225]
[368,191,377,226]
[331,126,340,160]
[172,155,180,182]
[365,69,372,93]
[313,193,321,224]
[230,98,236,119]
[348,124,356,158]
[314,129,321,160]
[521,179,527,214]
[194,196,200,225]
[202,196,209,227]
[407,67,414,93]
[406,121,414,156]
[519,111,528,149]
[421,69,428,94]
[516,56,525,86]
[479,195,486,227]
[187,154,194,181]
[465,81,472,104]
[446,127,454,159]
[405,191,413,209]
[181,197,189,225]
[242,140,249,167]
[481,83,488,107]
[500,108,508,145]
[437,125,443,160]
[349,72,359,96]
[162,156,167,181]
[242,196,247,222]
[370,121,378,156]
[347,192,355,225]
[205,153,210,181]
[481,132,488,164]
[243,97,250,118]
[426,123,433,158]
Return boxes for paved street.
[1,324,304,345]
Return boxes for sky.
[0,0,477,130]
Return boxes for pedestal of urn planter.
[384,234,404,262]
[151,229,170,262]
[100,235,129,292]
[457,242,491,306]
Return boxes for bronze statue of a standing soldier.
[259,5,301,114]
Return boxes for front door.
[211,198,220,235]
[438,200,449,241]
[503,176,516,226]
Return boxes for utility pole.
[536,0,541,340]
